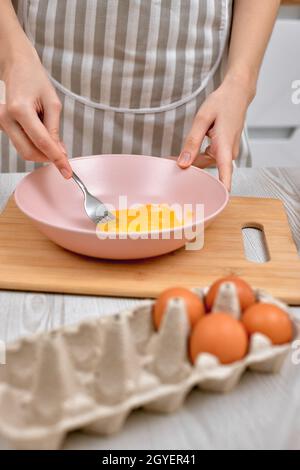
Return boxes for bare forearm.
[224,0,281,102]
[0,0,37,78]
[178,0,281,189]
[0,1,71,176]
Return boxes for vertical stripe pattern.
[0,0,251,173]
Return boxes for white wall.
[248,6,300,167]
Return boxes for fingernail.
[178,152,191,166]
[60,168,72,179]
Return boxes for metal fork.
[72,172,115,225]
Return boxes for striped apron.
[0,0,251,173]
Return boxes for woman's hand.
[0,48,72,178]
[177,74,255,191]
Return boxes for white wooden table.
[0,168,299,450]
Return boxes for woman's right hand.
[0,47,72,178]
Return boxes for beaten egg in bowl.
[98,203,193,234]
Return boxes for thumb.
[215,143,233,192]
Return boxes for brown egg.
[153,287,205,330]
[205,276,256,312]
[242,302,293,345]
[189,312,248,365]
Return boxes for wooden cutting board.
[0,196,299,304]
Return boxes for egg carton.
[0,285,298,450]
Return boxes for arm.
[0,0,72,177]
[178,0,281,190]
[226,0,281,95]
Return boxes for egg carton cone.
[0,287,299,449]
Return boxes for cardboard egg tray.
[0,287,298,450]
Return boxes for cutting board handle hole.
[242,224,270,263]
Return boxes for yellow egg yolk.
[99,204,192,233]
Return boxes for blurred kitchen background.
[247,1,300,166]
[0,1,299,168]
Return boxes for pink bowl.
[14,154,228,259]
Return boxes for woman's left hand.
[177,75,255,191]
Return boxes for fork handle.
[72,171,87,195]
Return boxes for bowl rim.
[14,154,229,237]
